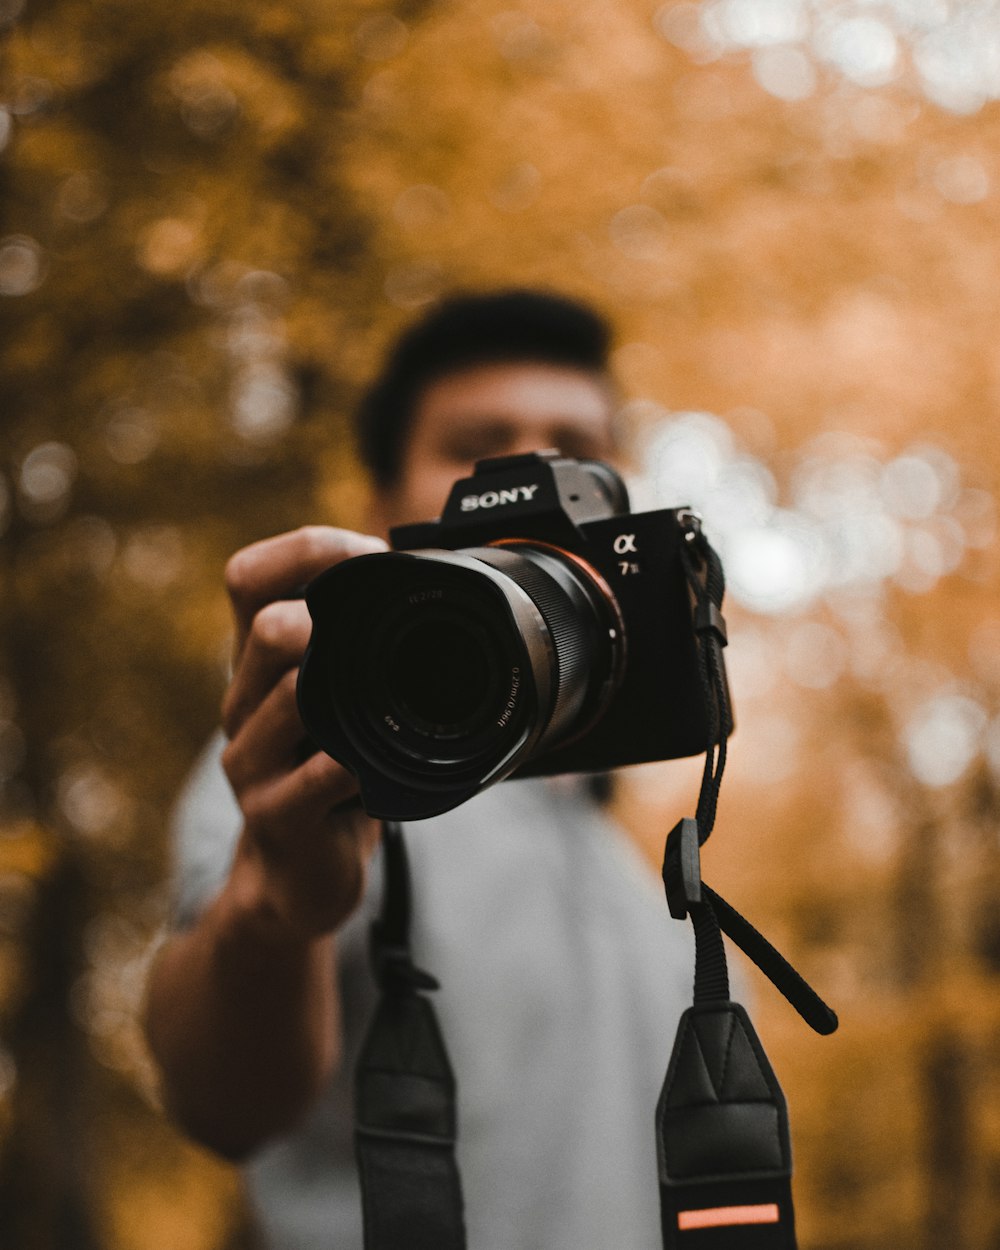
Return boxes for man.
[145,290,696,1250]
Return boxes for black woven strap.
[355,821,466,1250]
[668,525,838,1033]
[704,886,837,1035]
[658,519,838,1250]
[663,818,837,1036]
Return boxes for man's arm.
[144,527,386,1160]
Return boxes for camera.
[297,450,731,820]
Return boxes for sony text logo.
[460,484,540,512]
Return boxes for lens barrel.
[298,542,624,819]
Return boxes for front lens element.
[386,614,497,736]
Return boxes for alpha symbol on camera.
[613,533,637,554]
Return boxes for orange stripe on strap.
[678,1203,781,1231]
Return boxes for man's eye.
[441,432,510,462]
[556,436,603,460]
[443,443,486,462]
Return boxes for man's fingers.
[219,522,387,907]
[239,750,362,846]
[222,669,308,791]
[226,526,387,653]
[223,601,312,739]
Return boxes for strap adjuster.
[662,818,702,920]
[694,601,728,646]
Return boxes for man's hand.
[144,525,389,1159]
[221,526,387,943]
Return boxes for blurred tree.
[1,0,430,1245]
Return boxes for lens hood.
[298,549,560,820]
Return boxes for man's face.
[373,360,618,532]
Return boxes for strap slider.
[662,818,703,920]
[694,602,728,646]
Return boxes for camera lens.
[387,617,493,734]
[298,544,625,819]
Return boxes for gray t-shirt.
[171,735,698,1250]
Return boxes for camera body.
[298,451,730,820]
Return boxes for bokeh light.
[18,442,78,523]
[0,235,46,296]
[662,0,1000,112]
[636,411,992,614]
[904,692,989,787]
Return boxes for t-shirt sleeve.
[169,730,243,929]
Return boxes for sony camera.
[297,450,731,820]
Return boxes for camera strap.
[656,521,838,1249]
[355,819,466,1250]
[352,520,837,1250]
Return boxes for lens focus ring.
[471,545,601,744]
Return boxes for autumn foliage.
[2,1,999,1247]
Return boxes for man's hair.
[354,289,613,489]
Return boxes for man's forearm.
[145,862,340,1161]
